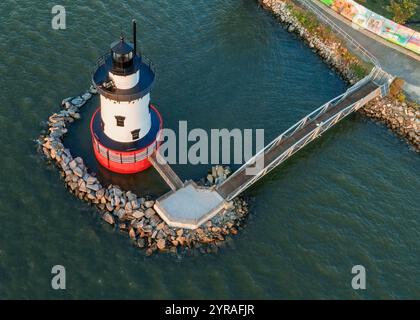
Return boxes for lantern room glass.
[112,51,134,71]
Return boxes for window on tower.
[115,116,125,127]
[131,129,140,140]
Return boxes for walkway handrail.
[218,66,393,200]
[221,92,370,200]
[221,69,373,180]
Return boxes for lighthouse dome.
[111,37,133,54]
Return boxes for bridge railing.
[220,86,379,200]
[218,66,393,200]
[223,66,378,175]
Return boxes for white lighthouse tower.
[90,20,162,174]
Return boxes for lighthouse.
[90,20,162,174]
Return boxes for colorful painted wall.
[319,0,420,55]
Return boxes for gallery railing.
[92,136,157,164]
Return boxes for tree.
[386,0,418,25]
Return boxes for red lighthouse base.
[90,104,163,174]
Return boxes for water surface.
[0,0,418,299]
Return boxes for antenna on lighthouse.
[132,19,137,54]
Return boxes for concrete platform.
[154,181,228,229]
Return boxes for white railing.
[218,66,392,200]
[219,90,372,200]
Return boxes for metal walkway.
[217,67,392,200]
[149,152,184,191]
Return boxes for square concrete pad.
[154,181,226,229]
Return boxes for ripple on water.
[0,0,419,299]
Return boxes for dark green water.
[0,0,419,299]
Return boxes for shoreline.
[258,0,419,152]
[39,89,249,256]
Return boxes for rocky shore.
[258,0,420,152]
[361,96,420,152]
[39,88,249,256]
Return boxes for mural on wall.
[318,0,420,55]
[407,32,420,54]
[366,12,385,35]
[331,0,358,21]
[381,18,403,43]
[392,25,415,46]
[350,2,371,29]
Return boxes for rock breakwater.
[39,87,249,256]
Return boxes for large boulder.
[86,183,100,191]
[128,228,136,240]
[137,238,146,248]
[125,202,133,213]
[156,239,166,251]
[132,210,144,219]
[89,85,97,95]
[206,174,214,185]
[144,200,155,208]
[103,213,114,225]
[73,167,84,178]
[126,191,137,202]
[82,92,92,101]
[96,188,105,199]
[71,96,86,108]
[105,202,114,212]
[131,199,141,210]
[86,176,97,185]
[144,208,156,218]
[114,208,126,220]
